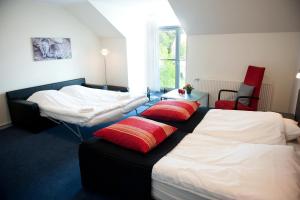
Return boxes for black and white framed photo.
[31,37,72,61]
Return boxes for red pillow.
[141,100,200,121]
[94,116,177,153]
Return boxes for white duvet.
[27,85,148,126]
[193,109,286,145]
[152,134,300,200]
[27,90,123,125]
[60,85,148,113]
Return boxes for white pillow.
[283,118,300,141]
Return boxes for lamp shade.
[101,49,109,56]
[297,72,300,79]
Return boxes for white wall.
[101,38,128,87]
[0,0,106,126]
[186,32,300,113]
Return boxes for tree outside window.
[159,26,186,90]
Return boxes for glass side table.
[161,89,209,107]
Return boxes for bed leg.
[61,122,83,142]
[47,117,83,142]
[76,125,83,141]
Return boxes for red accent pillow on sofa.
[141,100,200,121]
[94,116,177,153]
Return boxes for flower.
[183,83,193,90]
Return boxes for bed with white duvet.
[152,134,300,200]
[27,85,148,127]
[152,109,300,200]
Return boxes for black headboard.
[6,78,86,101]
[295,89,300,123]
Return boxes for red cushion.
[215,100,255,111]
[94,116,177,153]
[141,100,200,121]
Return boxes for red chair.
[215,65,265,111]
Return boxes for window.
[159,26,186,89]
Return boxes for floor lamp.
[101,48,109,87]
[297,70,300,79]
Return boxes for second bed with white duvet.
[152,109,300,200]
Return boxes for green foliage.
[159,28,186,89]
[159,31,176,59]
[160,60,175,88]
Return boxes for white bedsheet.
[122,97,149,113]
[152,134,300,200]
[27,90,123,126]
[40,106,124,127]
[193,109,286,145]
[60,85,148,113]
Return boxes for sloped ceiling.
[89,0,179,36]
[64,1,123,38]
[40,0,123,38]
[168,0,300,35]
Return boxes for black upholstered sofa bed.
[79,107,209,200]
[6,78,128,133]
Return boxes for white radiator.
[193,80,273,111]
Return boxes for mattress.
[152,134,300,200]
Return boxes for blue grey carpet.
[0,103,154,200]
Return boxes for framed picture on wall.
[31,37,72,61]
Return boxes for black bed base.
[79,130,189,200]
[79,108,210,199]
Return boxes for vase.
[186,89,192,94]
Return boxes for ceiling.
[37,0,300,36]
[38,0,123,38]
[168,0,300,35]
